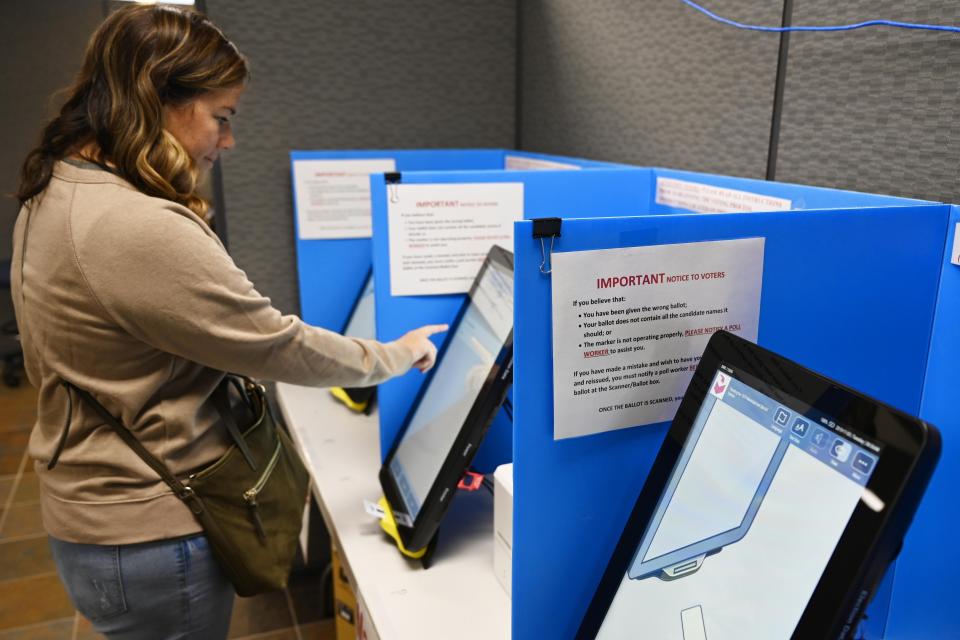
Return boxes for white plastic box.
[493,463,513,597]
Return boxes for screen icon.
[852,451,875,474]
[710,372,730,399]
[773,407,790,428]
[791,418,809,438]
[831,439,852,463]
[811,428,830,448]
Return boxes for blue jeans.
[49,534,234,639]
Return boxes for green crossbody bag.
[59,375,310,597]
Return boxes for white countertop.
[276,383,510,639]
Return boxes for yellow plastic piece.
[378,496,427,559]
[330,387,370,413]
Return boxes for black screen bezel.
[339,269,377,408]
[576,330,939,639]
[378,245,514,552]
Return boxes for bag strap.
[47,381,74,470]
[58,378,261,516]
[211,380,258,472]
[59,376,258,477]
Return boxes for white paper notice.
[552,238,764,440]
[388,183,523,296]
[504,155,581,171]
[952,223,960,266]
[656,177,791,213]
[292,158,395,239]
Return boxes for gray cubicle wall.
[775,0,960,203]
[205,0,517,315]
[518,0,784,180]
[0,1,104,323]
[519,0,960,205]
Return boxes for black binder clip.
[385,171,402,203]
[532,217,562,275]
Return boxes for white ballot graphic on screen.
[388,183,523,296]
[292,158,395,239]
[551,238,764,440]
[681,606,708,640]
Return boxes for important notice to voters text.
[551,238,764,440]
[293,158,396,239]
[388,182,523,296]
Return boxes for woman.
[11,5,444,638]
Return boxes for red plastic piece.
[457,470,484,491]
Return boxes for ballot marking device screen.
[381,247,513,550]
[597,366,880,640]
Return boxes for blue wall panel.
[887,205,960,639]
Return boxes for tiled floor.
[0,381,335,640]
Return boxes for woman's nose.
[219,126,235,150]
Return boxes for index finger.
[418,324,449,337]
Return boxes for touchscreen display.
[343,276,375,340]
[597,366,882,640]
[388,259,513,519]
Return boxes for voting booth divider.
[290,149,627,332]
[511,171,956,640]
[887,202,960,639]
[294,158,958,638]
[367,165,649,474]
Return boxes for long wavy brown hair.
[16,4,249,217]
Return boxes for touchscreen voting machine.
[577,331,939,640]
[330,271,377,413]
[379,246,514,554]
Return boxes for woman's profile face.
[163,84,245,172]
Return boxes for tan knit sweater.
[10,160,413,544]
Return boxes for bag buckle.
[177,485,205,514]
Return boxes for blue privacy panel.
[291,149,631,331]
[887,204,960,639]
[512,205,949,640]
[369,167,651,469]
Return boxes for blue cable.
[682,0,960,34]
